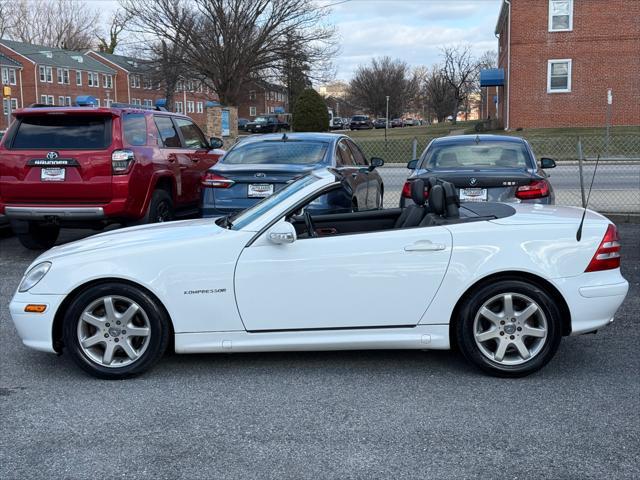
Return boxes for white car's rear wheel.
[63,283,170,379]
[457,280,562,377]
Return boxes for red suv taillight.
[515,179,550,200]
[585,224,621,272]
[201,172,234,188]
[111,149,135,174]
[401,181,429,200]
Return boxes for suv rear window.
[10,115,112,149]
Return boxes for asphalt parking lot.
[1,224,639,479]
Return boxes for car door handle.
[404,240,446,252]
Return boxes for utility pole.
[2,85,12,129]
[385,95,389,147]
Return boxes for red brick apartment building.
[492,0,640,129]
[237,80,289,120]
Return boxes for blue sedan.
[201,133,384,217]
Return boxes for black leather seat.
[395,179,427,228]
[441,181,460,218]
[419,184,446,226]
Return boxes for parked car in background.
[350,115,373,130]
[330,117,345,130]
[0,102,225,249]
[238,118,249,131]
[374,118,388,129]
[401,134,556,207]
[201,133,384,217]
[391,118,404,128]
[245,115,290,133]
[403,118,417,126]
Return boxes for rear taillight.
[401,180,429,199]
[111,149,135,174]
[201,172,234,188]
[515,179,550,199]
[585,224,621,272]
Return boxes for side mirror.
[210,137,224,149]
[407,159,418,170]
[267,220,297,245]
[369,157,384,171]
[540,157,556,169]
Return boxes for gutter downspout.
[504,0,511,131]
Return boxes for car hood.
[36,219,226,262]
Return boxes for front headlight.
[18,262,52,292]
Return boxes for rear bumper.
[5,206,105,220]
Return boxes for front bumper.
[9,292,66,353]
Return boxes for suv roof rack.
[110,102,168,112]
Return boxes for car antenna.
[474,135,481,144]
[282,133,288,142]
[576,153,600,242]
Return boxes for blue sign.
[221,109,230,137]
[274,106,285,114]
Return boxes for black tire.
[456,279,562,378]
[62,282,170,379]
[141,189,174,224]
[17,222,60,250]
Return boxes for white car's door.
[234,226,452,331]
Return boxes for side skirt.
[174,324,450,354]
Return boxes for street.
[1,224,638,479]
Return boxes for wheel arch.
[51,277,176,354]
[448,271,572,350]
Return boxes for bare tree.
[3,0,99,50]
[0,0,12,39]
[440,45,480,124]
[348,57,418,118]
[121,0,337,105]
[421,66,456,123]
[97,10,133,54]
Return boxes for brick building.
[1,52,23,129]
[237,80,289,120]
[87,51,217,127]
[492,0,640,129]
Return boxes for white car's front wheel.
[457,280,562,377]
[62,283,170,379]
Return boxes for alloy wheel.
[473,292,548,366]
[77,295,151,368]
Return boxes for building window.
[130,75,141,88]
[76,70,82,86]
[249,106,257,117]
[66,96,72,106]
[11,98,18,110]
[57,68,69,84]
[2,98,18,115]
[196,101,203,113]
[249,90,256,100]
[132,98,141,106]
[187,100,195,113]
[103,74,113,89]
[547,59,572,93]
[1,67,17,85]
[39,66,53,83]
[143,99,153,107]
[175,101,183,113]
[88,72,100,87]
[40,95,47,104]
[58,96,65,105]
[47,95,54,105]
[96,99,101,107]
[549,0,573,32]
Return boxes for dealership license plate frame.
[248,183,274,198]
[459,188,488,202]
[40,167,66,182]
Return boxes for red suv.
[0,103,224,249]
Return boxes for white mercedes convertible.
[10,169,628,379]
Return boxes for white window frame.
[65,96,72,106]
[76,70,82,86]
[143,99,153,107]
[103,74,113,89]
[40,94,47,104]
[11,98,18,110]
[548,0,573,32]
[175,101,183,113]
[57,68,69,84]
[58,95,65,105]
[187,100,195,113]
[547,59,572,93]
[249,106,257,116]
[196,101,203,113]
[1,67,17,85]
[47,95,54,105]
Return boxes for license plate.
[41,168,66,182]
[248,183,274,198]
[459,188,487,202]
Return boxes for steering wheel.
[304,210,317,238]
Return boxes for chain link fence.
[357,134,640,213]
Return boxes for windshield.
[352,116,367,121]
[423,141,532,169]
[228,173,321,230]
[253,116,269,123]
[223,140,329,165]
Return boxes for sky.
[89,0,503,81]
